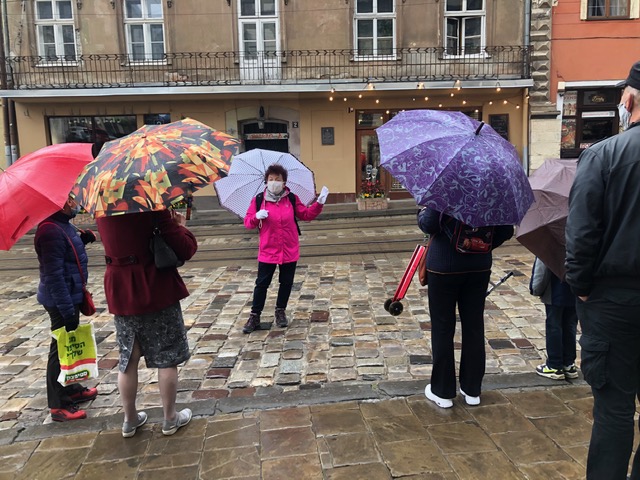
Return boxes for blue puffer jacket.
[35,211,88,321]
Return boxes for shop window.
[143,113,171,125]
[34,0,77,62]
[354,0,395,58]
[444,0,485,56]
[560,89,619,158]
[124,0,165,62]
[49,115,138,144]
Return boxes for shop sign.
[244,133,289,140]
[581,111,615,118]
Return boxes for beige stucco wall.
[529,117,561,171]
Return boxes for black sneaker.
[242,313,261,334]
[564,364,579,379]
[536,363,565,380]
[275,308,288,328]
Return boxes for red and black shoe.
[69,387,98,403]
[51,405,87,422]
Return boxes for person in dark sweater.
[418,207,513,408]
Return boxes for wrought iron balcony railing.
[4,46,530,90]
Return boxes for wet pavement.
[0,202,599,478]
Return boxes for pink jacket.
[244,189,323,264]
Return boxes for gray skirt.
[114,302,190,372]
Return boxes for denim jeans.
[577,287,640,480]
[251,261,297,315]
[544,304,578,370]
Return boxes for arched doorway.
[242,121,289,153]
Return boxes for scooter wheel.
[389,301,404,316]
[384,299,393,312]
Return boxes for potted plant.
[357,177,388,210]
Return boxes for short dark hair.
[264,164,288,183]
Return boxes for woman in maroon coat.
[97,208,197,437]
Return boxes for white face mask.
[618,102,632,131]
[267,180,284,195]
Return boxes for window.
[239,0,278,59]
[354,0,395,57]
[49,116,138,145]
[587,0,629,17]
[124,0,165,62]
[444,0,485,56]
[34,0,76,62]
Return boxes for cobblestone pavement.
[0,213,578,433]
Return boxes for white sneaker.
[460,388,480,406]
[424,384,453,409]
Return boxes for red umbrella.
[0,143,93,250]
[516,158,577,279]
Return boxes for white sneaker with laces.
[460,388,481,406]
[424,384,453,409]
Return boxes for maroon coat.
[97,210,197,316]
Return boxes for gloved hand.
[65,316,79,332]
[256,209,269,220]
[80,229,96,244]
[317,186,329,205]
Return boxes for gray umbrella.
[515,158,577,279]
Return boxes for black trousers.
[577,287,640,480]
[544,303,578,370]
[427,270,490,399]
[45,305,84,409]
[251,261,297,315]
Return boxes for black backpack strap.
[288,192,301,236]
[255,192,301,236]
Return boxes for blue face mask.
[69,203,81,218]
[618,103,632,131]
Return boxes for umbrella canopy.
[516,158,577,279]
[377,109,534,227]
[214,149,316,218]
[73,118,240,218]
[0,143,93,250]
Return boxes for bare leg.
[118,340,142,423]
[158,366,178,421]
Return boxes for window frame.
[123,0,166,64]
[353,0,396,60]
[34,0,78,65]
[586,0,631,19]
[443,0,486,58]
[237,0,280,60]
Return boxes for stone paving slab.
[0,383,594,479]
[0,234,575,431]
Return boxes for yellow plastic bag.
[51,324,99,386]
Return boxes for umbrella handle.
[186,193,193,220]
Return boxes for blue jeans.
[544,304,578,370]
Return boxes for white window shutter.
[631,0,640,19]
[580,0,587,20]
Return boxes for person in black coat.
[418,207,513,408]
[35,195,97,422]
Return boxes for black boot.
[242,313,261,334]
[275,308,288,328]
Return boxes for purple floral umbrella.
[377,110,534,227]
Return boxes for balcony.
[4,46,531,91]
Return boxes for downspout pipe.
[1,0,17,165]
[0,0,10,166]
[523,0,532,174]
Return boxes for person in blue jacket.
[35,194,98,422]
[417,207,513,408]
[530,258,579,380]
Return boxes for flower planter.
[357,197,388,211]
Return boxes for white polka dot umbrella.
[214,149,316,218]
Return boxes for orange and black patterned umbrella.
[73,118,240,218]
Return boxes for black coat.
[566,122,640,296]
[417,208,514,274]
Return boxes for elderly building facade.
[0,0,532,204]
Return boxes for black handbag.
[150,226,184,269]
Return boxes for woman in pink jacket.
[243,164,329,333]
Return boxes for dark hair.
[91,141,106,159]
[264,164,288,183]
